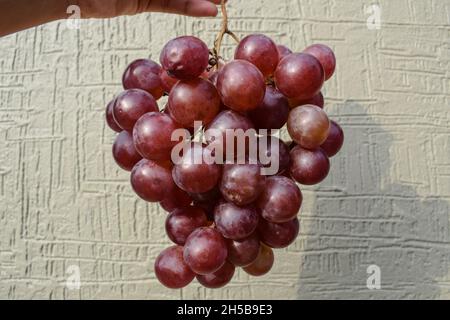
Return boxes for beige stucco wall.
[0,0,449,300]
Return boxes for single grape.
[172,142,222,194]
[274,53,324,100]
[220,164,265,206]
[248,86,289,130]
[105,98,122,132]
[159,186,192,212]
[130,159,174,202]
[257,176,302,223]
[226,233,260,267]
[234,34,279,78]
[258,217,299,249]
[277,45,292,61]
[160,36,209,80]
[287,104,330,149]
[290,145,330,185]
[113,89,159,131]
[112,131,142,171]
[168,78,220,128]
[165,206,208,245]
[183,227,228,275]
[320,120,344,157]
[196,260,235,289]
[155,246,195,289]
[122,59,164,100]
[243,244,274,276]
[159,69,179,93]
[303,44,336,80]
[216,60,266,112]
[256,136,291,175]
[214,202,259,240]
[288,92,324,109]
[133,112,181,161]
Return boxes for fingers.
[146,0,222,17]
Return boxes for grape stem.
[212,0,239,70]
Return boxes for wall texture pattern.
[0,0,449,299]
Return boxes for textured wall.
[0,0,449,300]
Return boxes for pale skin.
[0,0,225,37]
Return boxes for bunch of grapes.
[105,25,343,289]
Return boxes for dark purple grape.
[243,244,274,276]
[303,44,336,80]
[257,176,302,223]
[105,98,122,132]
[113,89,159,131]
[288,92,324,109]
[160,36,209,80]
[258,217,299,249]
[320,120,344,157]
[248,86,289,131]
[290,145,330,185]
[183,227,228,275]
[256,136,291,175]
[196,260,235,289]
[159,186,192,213]
[214,202,259,240]
[155,246,195,289]
[226,233,260,267]
[277,45,292,61]
[112,131,142,171]
[165,206,208,245]
[122,59,164,100]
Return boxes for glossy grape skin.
[113,89,159,131]
[122,59,164,100]
[234,34,279,78]
[165,206,208,245]
[288,92,324,109]
[159,186,192,213]
[159,69,179,93]
[168,78,221,128]
[258,217,299,249]
[112,131,142,171]
[196,260,235,289]
[214,202,259,240]
[217,60,266,112]
[248,86,289,131]
[287,104,330,149]
[290,145,330,185]
[256,136,291,175]
[105,98,122,132]
[220,164,265,206]
[160,36,209,80]
[274,53,325,100]
[155,246,195,289]
[172,142,222,194]
[257,176,302,223]
[303,44,336,81]
[133,112,181,161]
[183,227,228,275]
[277,45,292,61]
[243,244,274,276]
[130,159,174,202]
[226,233,260,267]
[320,120,344,157]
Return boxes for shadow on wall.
[297,102,450,299]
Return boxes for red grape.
[258,217,299,249]
[172,142,222,194]
[133,112,181,161]
[130,159,174,202]
[159,69,179,93]
[214,202,259,240]
[287,104,330,149]
[256,136,291,175]
[274,53,324,100]
[113,89,159,131]
[160,36,209,80]
[288,92,324,109]
[122,59,164,100]
[248,86,289,130]
[160,186,192,212]
[168,78,221,128]
[220,164,265,206]
[234,34,279,78]
[257,176,302,223]
[290,145,330,185]
[277,45,292,61]
[183,227,228,275]
[105,98,122,132]
[112,131,142,171]
[155,246,195,289]
[216,60,266,112]
[196,260,235,289]
[303,44,336,81]
[243,244,274,276]
[165,206,208,245]
[226,233,260,267]
[320,120,344,157]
